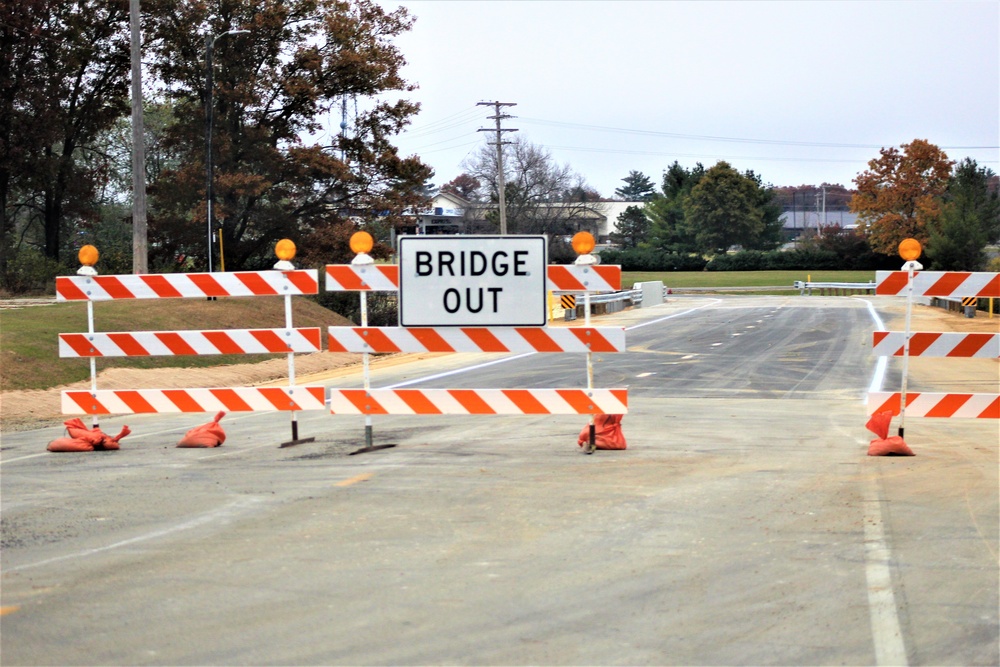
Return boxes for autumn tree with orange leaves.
[850,139,953,255]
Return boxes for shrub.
[313,291,398,327]
[598,248,706,271]
[0,247,67,294]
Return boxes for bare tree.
[461,136,605,246]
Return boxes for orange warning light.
[350,231,374,255]
[275,239,296,262]
[571,231,595,255]
[78,245,99,267]
[898,238,922,261]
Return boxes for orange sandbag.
[100,425,131,451]
[47,437,95,452]
[48,420,131,452]
[63,418,107,447]
[865,410,914,456]
[577,414,627,450]
[177,411,226,448]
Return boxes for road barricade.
[324,232,627,454]
[869,268,1000,424]
[57,244,324,445]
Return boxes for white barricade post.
[868,238,1000,439]
[57,241,324,446]
[325,232,627,455]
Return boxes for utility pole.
[129,0,147,274]
[821,185,826,237]
[477,101,517,235]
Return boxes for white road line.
[381,301,722,389]
[862,298,909,665]
[624,299,721,331]
[862,299,889,394]
[385,352,537,389]
[0,453,49,466]
[6,497,263,573]
[863,488,909,665]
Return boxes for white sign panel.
[399,235,547,327]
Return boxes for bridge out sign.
[398,235,547,327]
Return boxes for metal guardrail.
[587,289,641,305]
[794,281,876,295]
[566,281,883,317]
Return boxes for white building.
[406,192,646,243]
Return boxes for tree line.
[1,0,432,291]
[604,140,999,271]
[2,0,996,294]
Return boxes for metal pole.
[285,293,297,441]
[205,33,214,274]
[898,262,916,438]
[584,291,595,454]
[361,290,373,449]
[129,0,147,274]
[88,301,98,429]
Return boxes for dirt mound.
[0,351,363,432]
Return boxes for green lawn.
[621,270,876,289]
[1,297,351,391]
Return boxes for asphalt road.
[1,296,997,666]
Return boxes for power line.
[519,116,999,151]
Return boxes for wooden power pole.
[129,0,148,274]
[477,101,517,235]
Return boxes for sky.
[356,0,999,198]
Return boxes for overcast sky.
[356,1,998,198]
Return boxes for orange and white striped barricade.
[60,328,322,357]
[875,270,1000,298]
[872,332,999,358]
[56,270,320,300]
[866,392,999,419]
[322,264,623,294]
[57,260,323,445]
[63,387,327,415]
[546,264,622,293]
[324,264,400,292]
[870,259,1000,442]
[327,388,628,416]
[325,239,627,454]
[327,326,626,354]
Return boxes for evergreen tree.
[926,158,1000,270]
[610,205,650,248]
[614,170,656,201]
[645,161,703,252]
[684,161,763,254]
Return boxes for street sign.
[398,235,547,327]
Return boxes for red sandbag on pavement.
[865,410,914,456]
[577,413,627,450]
[48,419,131,452]
[177,411,226,448]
